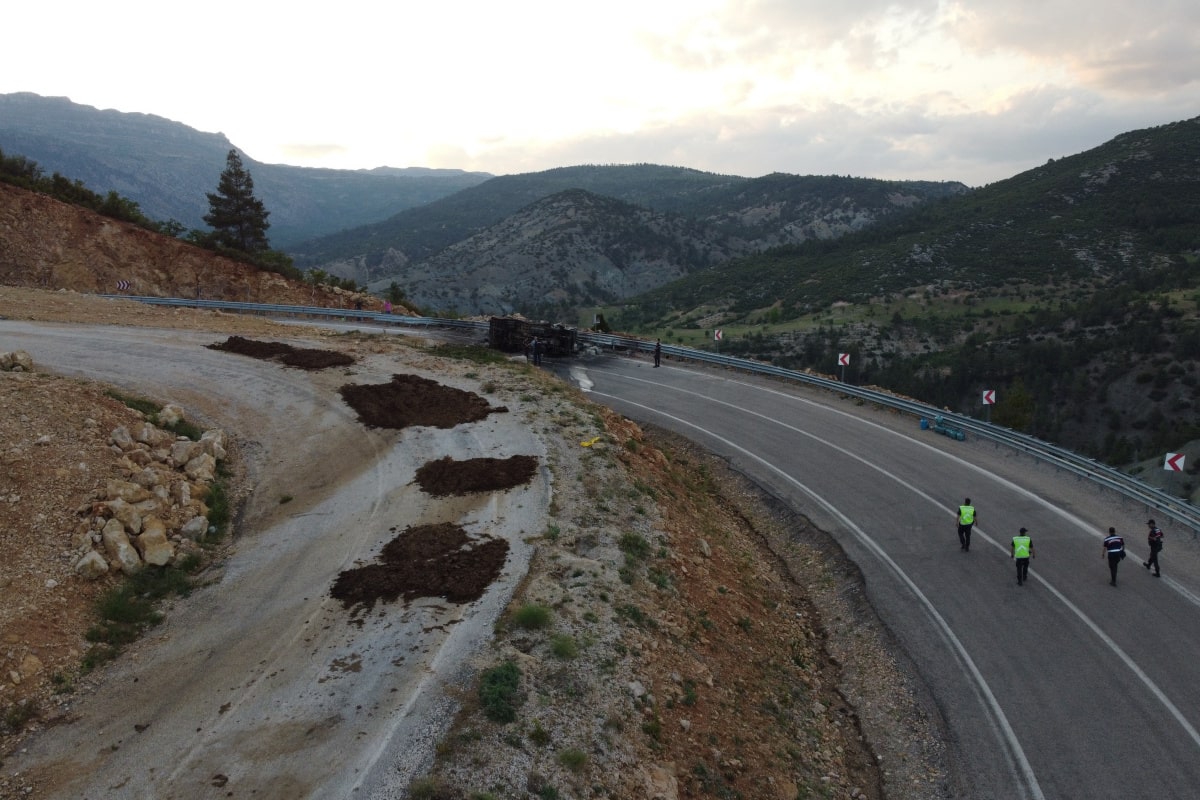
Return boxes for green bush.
[479,661,522,723]
[550,634,578,659]
[512,603,552,630]
[558,747,588,771]
[82,561,199,670]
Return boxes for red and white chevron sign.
[714,329,723,341]
[838,353,850,366]
[1164,452,1186,472]
[982,389,996,405]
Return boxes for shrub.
[558,747,588,771]
[512,604,552,630]
[479,661,522,723]
[529,719,551,746]
[618,532,651,560]
[550,634,578,659]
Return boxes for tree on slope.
[204,149,270,253]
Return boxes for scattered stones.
[0,350,34,372]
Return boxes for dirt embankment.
[0,182,394,310]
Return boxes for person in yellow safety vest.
[957,498,976,551]
[1012,528,1034,586]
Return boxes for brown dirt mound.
[330,523,510,611]
[338,374,507,429]
[414,455,539,497]
[206,335,356,370]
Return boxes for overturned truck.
[488,316,577,358]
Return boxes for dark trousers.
[958,523,973,551]
[1146,545,1161,575]
[1016,558,1030,584]
[1108,554,1123,585]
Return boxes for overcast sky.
[4,1,1197,186]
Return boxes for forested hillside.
[617,117,1200,478]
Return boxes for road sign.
[714,329,723,341]
[1164,452,1186,471]
[982,390,995,405]
[117,279,130,291]
[838,353,850,366]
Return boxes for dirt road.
[2,321,548,798]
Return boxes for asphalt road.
[563,350,1200,800]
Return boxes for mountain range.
[2,92,967,314]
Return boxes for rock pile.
[2,349,223,578]
[1,349,34,372]
[70,409,225,579]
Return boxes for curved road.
[564,351,1200,800]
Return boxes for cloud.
[947,1,1200,93]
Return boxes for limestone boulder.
[74,549,109,579]
[184,452,216,482]
[170,439,201,466]
[110,425,136,451]
[158,403,186,427]
[105,497,144,535]
[135,517,175,566]
[107,478,152,503]
[200,429,227,461]
[180,515,210,541]
[101,518,142,574]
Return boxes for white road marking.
[589,367,1200,751]
[578,362,1200,794]
[588,388,1046,800]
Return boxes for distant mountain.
[0,93,491,248]
[289,164,749,269]
[367,188,744,316]
[616,116,1200,471]
[303,165,967,313]
[621,117,1200,324]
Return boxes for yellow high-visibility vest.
[1013,536,1032,558]
[959,505,975,525]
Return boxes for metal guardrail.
[102,295,1199,535]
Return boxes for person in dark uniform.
[957,498,976,551]
[1012,528,1034,586]
[653,339,662,367]
[1103,527,1125,586]
[531,336,542,366]
[1143,519,1164,577]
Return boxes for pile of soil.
[414,455,539,496]
[330,523,510,611]
[339,374,506,430]
[206,335,356,370]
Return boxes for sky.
[4,1,1198,187]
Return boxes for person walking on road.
[957,498,976,551]
[1012,528,1034,585]
[1103,527,1126,586]
[1143,519,1164,577]
[653,339,662,367]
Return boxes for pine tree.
[204,149,270,253]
